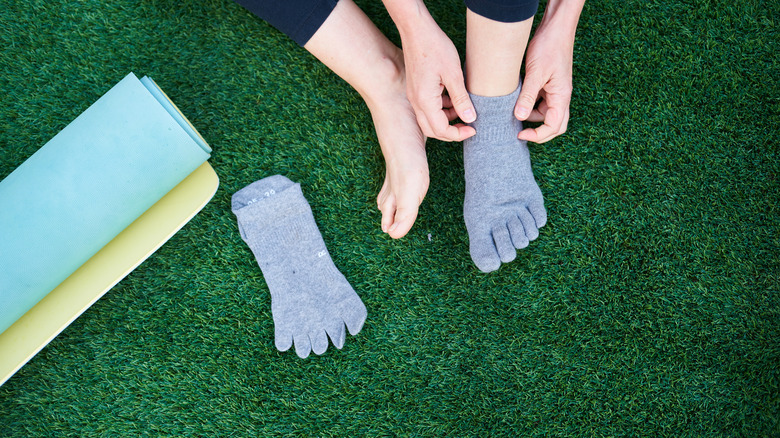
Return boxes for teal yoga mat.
[0,73,212,334]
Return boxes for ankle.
[356,48,406,108]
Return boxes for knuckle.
[450,93,470,106]
[519,93,537,106]
[432,125,448,137]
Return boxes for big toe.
[470,232,501,273]
[387,198,421,239]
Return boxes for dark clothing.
[464,0,539,24]
[235,0,539,46]
[234,0,339,46]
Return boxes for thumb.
[515,74,544,121]
[445,75,476,123]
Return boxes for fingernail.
[463,108,475,122]
[516,108,529,119]
[389,223,398,233]
[382,223,388,233]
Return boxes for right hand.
[400,22,477,142]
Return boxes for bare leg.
[304,0,428,239]
[462,11,546,272]
[465,10,533,96]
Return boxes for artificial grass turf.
[0,0,777,435]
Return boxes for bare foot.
[302,2,428,239]
[362,52,429,239]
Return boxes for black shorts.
[234,0,339,46]
[464,0,539,24]
[235,0,538,46]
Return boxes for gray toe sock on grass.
[231,175,366,358]
[464,82,547,273]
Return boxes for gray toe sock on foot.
[463,82,547,273]
[231,175,367,358]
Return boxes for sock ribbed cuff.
[467,82,523,144]
[232,175,311,237]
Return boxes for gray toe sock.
[463,82,547,273]
[231,175,367,358]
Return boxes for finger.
[442,95,468,122]
[427,111,476,142]
[518,124,558,144]
[410,97,438,138]
[441,94,452,109]
[524,99,549,123]
[561,106,570,134]
[443,74,476,123]
[443,107,459,122]
[441,94,465,120]
[517,105,564,143]
[414,110,436,140]
[432,105,477,141]
[515,75,544,121]
[419,90,475,141]
[524,109,546,123]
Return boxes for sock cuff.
[467,82,524,144]
[232,175,312,231]
[468,82,522,115]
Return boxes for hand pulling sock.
[232,175,366,358]
[463,81,548,273]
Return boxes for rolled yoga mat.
[0,72,212,334]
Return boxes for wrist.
[537,0,585,41]
[382,0,438,40]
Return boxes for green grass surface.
[1,0,778,436]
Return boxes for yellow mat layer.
[0,162,219,387]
